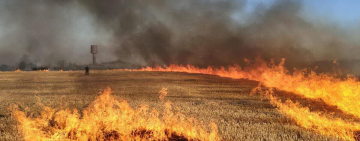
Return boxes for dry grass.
[0,70,340,141]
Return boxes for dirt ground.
[0,70,339,141]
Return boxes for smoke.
[0,0,114,66]
[0,0,359,68]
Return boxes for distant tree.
[17,55,36,70]
[18,61,27,70]
[29,62,37,69]
[0,64,10,71]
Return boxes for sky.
[244,0,360,28]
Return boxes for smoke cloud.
[0,0,114,66]
[0,0,359,68]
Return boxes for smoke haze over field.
[0,0,359,67]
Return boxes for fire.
[158,88,167,101]
[254,87,360,140]
[37,69,49,72]
[130,59,360,117]
[126,59,360,140]
[11,87,219,141]
[14,69,21,72]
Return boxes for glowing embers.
[11,87,219,141]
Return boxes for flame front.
[254,87,360,140]
[132,59,360,118]
[38,69,49,72]
[127,59,360,140]
[11,87,219,141]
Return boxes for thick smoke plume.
[0,0,114,67]
[0,0,359,69]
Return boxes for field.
[0,70,340,140]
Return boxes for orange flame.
[255,87,360,140]
[125,59,360,140]
[333,59,338,64]
[159,87,168,101]
[129,59,360,118]
[14,69,21,72]
[37,69,49,72]
[11,87,219,141]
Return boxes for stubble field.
[0,70,340,140]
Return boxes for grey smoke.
[0,0,359,68]
[0,0,114,66]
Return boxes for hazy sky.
[245,0,360,27]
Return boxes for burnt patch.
[67,130,77,140]
[354,131,360,141]
[105,130,120,140]
[131,129,192,141]
[165,130,191,141]
[90,129,195,141]
[131,129,154,139]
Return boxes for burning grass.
[253,87,360,140]
[125,58,360,140]
[10,87,219,141]
[0,70,344,140]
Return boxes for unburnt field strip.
[0,70,340,140]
